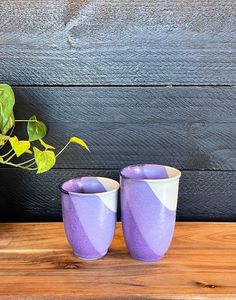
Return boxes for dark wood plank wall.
[0,0,235,221]
[0,0,235,85]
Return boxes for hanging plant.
[0,84,89,173]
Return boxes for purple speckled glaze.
[59,177,119,260]
[120,164,181,262]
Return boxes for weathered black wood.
[0,0,235,223]
[0,169,235,222]
[0,0,235,84]
[2,86,233,170]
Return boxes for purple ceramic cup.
[120,164,181,262]
[59,177,119,260]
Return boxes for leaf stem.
[1,148,14,158]
[5,153,16,162]
[25,161,37,168]
[0,125,15,150]
[15,120,37,122]
[3,161,35,171]
[17,158,35,166]
[56,141,70,158]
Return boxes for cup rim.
[59,176,120,196]
[120,164,181,182]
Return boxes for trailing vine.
[0,84,89,173]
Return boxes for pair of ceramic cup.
[59,164,181,262]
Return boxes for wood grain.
[0,169,235,222]
[0,222,235,299]
[0,0,235,84]
[6,86,235,170]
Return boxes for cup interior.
[120,164,181,180]
[59,177,119,195]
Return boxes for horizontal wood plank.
[0,169,235,222]
[5,86,235,170]
[0,0,235,84]
[0,222,236,299]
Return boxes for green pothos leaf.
[0,134,10,141]
[69,136,90,151]
[33,147,56,174]
[9,136,30,157]
[2,112,14,135]
[39,139,55,150]
[27,115,47,142]
[0,84,15,134]
[25,149,33,154]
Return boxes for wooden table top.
[0,222,235,299]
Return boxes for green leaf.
[0,156,3,163]
[0,134,10,141]
[0,84,15,134]
[2,112,14,135]
[39,139,55,150]
[9,136,30,157]
[33,147,56,174]
[25,149,33,154]
[70,137,90,151]
[0,133,10,147]
[27,115,47,142]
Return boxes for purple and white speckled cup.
[120,164,181,262]
[59,177,119,260]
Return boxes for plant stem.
[15,120,36,122]
[0,142,7,150]
[17,158,35,166]
[1,148,14,158]
[56,141,70,158]
[5,153,36,167]
[0,125,15,150]
[25,161,37,168]
[8,125,15,137]
[5,153,16,162]
[3,161,35,171]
